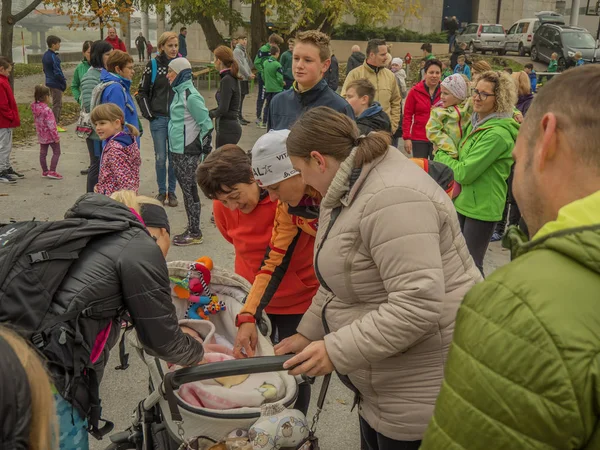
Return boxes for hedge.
[331,23,447,43]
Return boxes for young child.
[146,41,153,60]
[524,63,537,93]
[390,57,407,98]
[41,35,67,132]
[345,78,391,135]
[426,73,471,159]
[91,103,141,196]
[450,41,467,70]
[262,45,284,129]
[441,60,453,80]
[548,52,559,73]
[31,85,62,179]
[454,55,471,80]
[575,51,585,66]
[0,56,21,184]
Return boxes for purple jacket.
[516,94,534,117]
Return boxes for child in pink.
[31,85,62,179]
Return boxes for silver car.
[456,23,507,55]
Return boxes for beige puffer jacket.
[297,146,482,441]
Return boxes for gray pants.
[50,87,63,124]
[0,128,13,171]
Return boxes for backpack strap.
[151,58,158,86]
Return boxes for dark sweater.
[450,48,465,70]
[136,52,176,119]
[356,102,392,135]
[210,69,241,121]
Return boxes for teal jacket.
[264,57,284,93]
[435,113,519,221]
[80,67,102,141]
[168,80,213,155]
[72,59,90,104]
[280,50,293,81]
[422,190,600,449]
[254,43,271,76]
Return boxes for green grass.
[14,102,80,143]
[13,63,44,79]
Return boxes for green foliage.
[331,23,447,43]
[14,102,80,143]
[13,64,44,79]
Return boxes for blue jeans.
[150,116,176,195]
[54,390,89,450]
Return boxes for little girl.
[91,103,141,196]
[31,85,62,179]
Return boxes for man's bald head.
[351,45,361,53]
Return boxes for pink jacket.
[95,132,141,196]
[31,102,59,145]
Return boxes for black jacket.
[136,52,176,120]
[356,102,392,135]
[52,195,203,399]
[346,51,365,75]
[210,69,241,121]
[267,78,354,130]
[450,48,465,70]
[327,55,340,91]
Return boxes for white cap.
[251,129,298,187]
[168,58,192,74]
[391,57,403,67]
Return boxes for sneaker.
[57,126,67,133]
[240,118,250,125]
[155,193,167,205]
[0,171,16,184]
[173,229,203,246]
[255,118,263,127]
[46,171,63,180]
[258,122,267,129]
[6,167,24,179]
[167,192,178,207]
[42,171,49,177]
[490,232,503,242]
[80,168,89,175]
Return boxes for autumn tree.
[52,0,134,39]
[1,0,44,70]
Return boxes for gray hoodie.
[234,43,253,80]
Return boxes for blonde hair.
[110,190,162,214]
[295,30,331,62]
[512,71,531,96]
[575,51,582,59]
[471,60,492,74]
[0,327,57,450]
[477,70,517,114]
[287,106,391,168]
[157,31,178,53]
[91,103,140,137]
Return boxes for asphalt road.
[2,74,510,450]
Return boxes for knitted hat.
[441,73,468,101]
[251,129,298,187]
[391,57,403,67]
[168,57,192,74]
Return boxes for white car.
[504,12,565,56]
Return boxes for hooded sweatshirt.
[105,35,127,52]
[346,51,365,75]
[31,101,59,145]
[434,112,520,221]
[95,132,141,196]
[356,102,392,135]
[0,74,20,129]
[99,69,140,144]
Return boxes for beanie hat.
[251,129,298,187]
[391,57,403,67]
[168,57,192,74]
[441,73,468,101]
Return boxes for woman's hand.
[233,322,258,358]
[404,139,413,154]
[281,341,335,377]
[514,112,524,124]
[274,333,311,356]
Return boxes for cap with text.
[250,129,298,187]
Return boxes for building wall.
[476,0,558,26]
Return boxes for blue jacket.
[179,34,187,57]
[454,63,471,80]
[100,69,141,146]
[42,50,66,91]
[267,78,354,130]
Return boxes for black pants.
[412,140,433,159]
[216,118,242,147]
[171,152,202,235]
[458,213,496,276]
[360,417,421,450]
[256,73,265,120]
[86,138,101,193]
[267,313,310,414]
[239,81,249,120]
[263,92,278,126]
[137,48,145,61]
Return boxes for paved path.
[3,75,510,450]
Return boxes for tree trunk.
[197,13,226,51]
[250,0,267,61]
[320,14,337,35]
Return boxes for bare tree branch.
[12,0,44,23]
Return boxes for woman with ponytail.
[211,45,242,146]
[275,106,481,449]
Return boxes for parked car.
[531,23,599,70]
[456,23,507,55]
[504,12,565,56]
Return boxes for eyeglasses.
[473,89,495,101]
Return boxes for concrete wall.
[475,0,559,27]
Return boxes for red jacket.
[105,36,127,53]
[0,74,20,129]
[402,80,441,142]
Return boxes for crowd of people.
[0,23,599,450]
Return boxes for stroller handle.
[162,355,296,422]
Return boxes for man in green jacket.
[261,45,284,128]
[254,33,283,127]
[422,65,600,449]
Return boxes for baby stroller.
[106,261,307,450]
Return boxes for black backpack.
[0,218,133,439]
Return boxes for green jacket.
[168,79,213,155]
[254,43,271,76]
[72,59,91,104]
[421,190,600,449]
[548,59,559,73]
[280,50,293,81]
[435,114,518,221]
[264,57,284,93]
